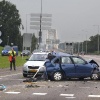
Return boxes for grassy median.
[0,46,29,69]
[0,55,29,69]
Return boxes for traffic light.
[66,43,69,45]
[66,42,72,45]
[70,43,72,45]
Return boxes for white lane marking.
[79,86,90,89]
[5,92,20,94]
[0,73,21,78]
[0,71,12,74]
[57,85,63,87]
[32,93,47,95]
[60,94,74,97]
[0,78,2,79]
[88,95,100,97]
[9,79,24,81]
[65,97,76,99]
[87,81,97,84]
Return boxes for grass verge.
[0,55,29,69]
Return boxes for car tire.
[90,70,98,80]
[23,74,27,77]
[79,78,84,80]
[52,71,63,81]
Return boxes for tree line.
[74,34,100,54]
[0,0,37,51]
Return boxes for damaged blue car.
[44,55,100,81]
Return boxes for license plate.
[29,69,37,72]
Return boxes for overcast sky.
[6,0,100,42]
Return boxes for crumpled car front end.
[88,59,100,80]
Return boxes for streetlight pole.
[97,25,99,54]
[86,34,87,54]
[82,42,83,53]
[78,42,80,55]
[7,36,9,45]
[26,14,30,33]
[26,14,28,33]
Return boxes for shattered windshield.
[29,54,47,61]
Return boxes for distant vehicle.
[44,55,100,81]
[20,50,31,56]
[22,51,49,77]
[1,45,18,56]
[12,46,18,56]
[1,45,11,56]
[80,51,85,55]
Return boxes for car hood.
[24,61,46,66]
[2,49,9,52]
[87,59,99,67]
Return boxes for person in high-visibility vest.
[8,48,16,70]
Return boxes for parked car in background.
[44,55,100,81]
[20,50,31,56]
[1,45,11,56]
[1,45,18,56]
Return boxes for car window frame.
[61,56,73,64]
[71,56,86,65]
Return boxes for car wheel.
[23,74,27,77]
[52,72,63,81]
[90,71,98,80]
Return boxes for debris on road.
[0,84,6,91]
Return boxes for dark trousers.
[10,60,16,70]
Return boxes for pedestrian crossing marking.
[88,95,100,97]
[5,92,20,94]
[32,93,47,95]
[60,94,74,96]
[65,97,76,99]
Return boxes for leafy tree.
[31,34,38,52]
[0,0,22,48]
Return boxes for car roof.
[52,51,72,57]
[33,51,49,55]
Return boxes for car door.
[72,56,92,77]
[61,56,76,77]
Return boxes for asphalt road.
[0,55,100,100]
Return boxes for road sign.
[30,13,52,30]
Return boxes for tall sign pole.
[39,0,42,46]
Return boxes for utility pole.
[26,14,27,33]
[97,25,99,54]
[86,35,87,54]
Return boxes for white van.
[22,51,49,77]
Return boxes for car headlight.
[23,64,28,70]
[39,66,46,72]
